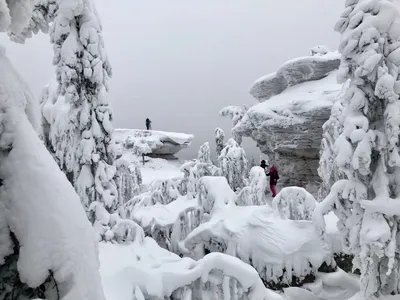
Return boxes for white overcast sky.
[0,0,344,159]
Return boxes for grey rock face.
[235,51,342,190]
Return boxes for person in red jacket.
[267,165,279,197]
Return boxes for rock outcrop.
[234,49,343,189]
[113,129,193,159]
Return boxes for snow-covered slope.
[234,52,343,189]
[113,129,194,158]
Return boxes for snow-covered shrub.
[215,127,225,157]
[37,0,119,241]
[150,179,179,205]
[314,1,400,298]
[236,166,268,206]
[218,138,248,191]
[272,187,316,220]
[125,136,152,157]
[0,44,106,299]
[219,105,248,144]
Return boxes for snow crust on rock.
[250,50,340,102]
[113,129,194,157]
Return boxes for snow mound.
[99,234,281,300]
[250,50,340,102]
[0,43,105,299]
[181,177,335,285]
[113,129,194,158]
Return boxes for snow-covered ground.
[140,158,184,185]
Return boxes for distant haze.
[0,0,343,160]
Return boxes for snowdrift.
[99,228,281,300]
[179,177,337,286]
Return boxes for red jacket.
[267,166,279,185]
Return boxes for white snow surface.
[98,237,281,300]
[140,157,184,185]
[181,177,336,284]
[1,114,105,300]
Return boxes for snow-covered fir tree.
[36,0,120,241]
[214,127,225,157]
[0,4,106,297]
[315,1,400,298]
[218,138,248,191]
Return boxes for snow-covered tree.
[218,138,248,191]
[197,142,212,164]
[0,20,106,299]
[180,143,222,198]
[37,0,119,241]
[114,156,142,205]
[215,127,225,157]
[315,1,400,298]
[237,166,268,206]
[219,105,248,144]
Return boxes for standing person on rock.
[267,165,279,197]
[145,118,152,130]
[260,160,269,195]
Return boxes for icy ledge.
[113,129,194,159]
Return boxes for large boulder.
[113,129,193,159]
[234,49,343,190]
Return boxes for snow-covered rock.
[250,50,340,102]
[234,52,343,189]
[113,129,193,159]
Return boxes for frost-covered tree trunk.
[315,1,400,298]
[218,138,248,191]
[215,128,225,157]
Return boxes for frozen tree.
[318,90,346,200]
[0,26,106,300]
[237,166,268,206]
[38,0,119,241]
[218,138,248,191]
[114,156,142,205]
[315,1,400,298]
[179,142,222,198]
[197,142,212,164]
[219,105,248,144]
[215,127,225,157]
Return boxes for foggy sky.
[0,0,344,159]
